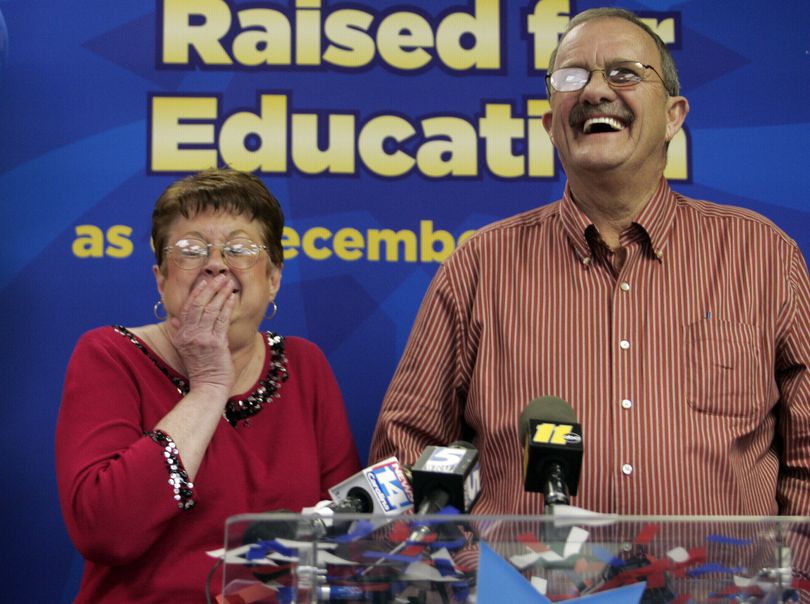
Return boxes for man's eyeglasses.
[164,237,267,270]
[545,61,667,94]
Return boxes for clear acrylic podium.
[217,512,809,603]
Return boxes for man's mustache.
[568,103,635,128]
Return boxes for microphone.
[519,397,583,507]
[357,442,481,578]
[409,441,481,515]
[326,456,414,516]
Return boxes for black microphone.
[409,441,481,515]
[519,397,583,507]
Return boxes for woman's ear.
[267,264,282,302]
[152,264,166,298]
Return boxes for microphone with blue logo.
[324,456,414,516]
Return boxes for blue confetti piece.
[363,550,423,563]
[452,582,471,602]
[706,534,753,546]
[591,546,626,568]
[245,542,273,560]
[330,519,376,543]
[434,557,458,576]
[246,538,300,559]
[266,539,296,557]
[687,563,742,576]
[419,536,467,550]
[437,505,461,515]
[245,548,267,560]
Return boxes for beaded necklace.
[113,325,288,427]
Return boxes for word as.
[72,225,133,259]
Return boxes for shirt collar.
[559,178,677,264]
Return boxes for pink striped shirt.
[370,178,810,519]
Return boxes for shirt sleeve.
[370,252,476,466]
[775,245,810,512]
[775,246,810,577]
[55,330,188,566]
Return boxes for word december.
[72,221,476,264]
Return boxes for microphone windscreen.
[519,396,577,440]
[520,396,583,497]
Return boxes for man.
[370,8,809,522]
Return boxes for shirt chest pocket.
[685,319,764,417]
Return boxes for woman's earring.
[265,301,278,321]
[153,299,167,320]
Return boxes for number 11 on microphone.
[532,422,574,445]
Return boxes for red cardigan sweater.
[56,326,360,603]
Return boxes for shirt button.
[621,399,633,409]
[582,256,592,266]
[620,282,631,292]
[619,339,631,350]
[622,464,633,475]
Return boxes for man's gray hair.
[547,7,681,96]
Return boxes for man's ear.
[542,110,556,146]
[665,95,689,142]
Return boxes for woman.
[56,169,361,602]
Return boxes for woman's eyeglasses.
[164,238,267,270]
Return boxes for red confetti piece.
[686,547,707,563]
[517,532,550,553]
[400,543,428,557]
[388,521,411,542]
[646,573,666,589]
[633,523,659,545]
[714,585,744,596]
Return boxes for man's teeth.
[583,117,625,133]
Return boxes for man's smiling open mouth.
[583,116,627,134]
[570,103,634,135]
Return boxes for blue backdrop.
[1,0,808,600]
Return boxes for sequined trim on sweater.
[113,325,288,427]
